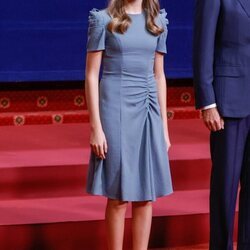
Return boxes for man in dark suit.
[193,0,250,249]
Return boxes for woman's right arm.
[85,51,108,159]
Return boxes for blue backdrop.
[0,0,194,82]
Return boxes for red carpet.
[0,87,201,126]
[0,87,194,113]
[0,120,210,199]
[0,119,238,249]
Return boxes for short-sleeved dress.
[86,8,173,201]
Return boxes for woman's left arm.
[154,52,171,151]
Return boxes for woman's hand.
[163,127,171,152]
[85,51,107,159]
[90,127,108,159]
[164,134,171,152]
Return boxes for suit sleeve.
[193,0,221,109]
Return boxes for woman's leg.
[105,198,128,250]
[132,201,152,250]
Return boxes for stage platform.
[0,119,238,249]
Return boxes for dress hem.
[86,189,174,202]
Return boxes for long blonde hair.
[107,0,163,36]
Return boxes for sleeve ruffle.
[87,8,106,51]
[156,8,169,54]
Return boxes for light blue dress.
[86,8,173,201]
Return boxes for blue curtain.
[0,0,194,82]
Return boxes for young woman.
[85,0,173,249]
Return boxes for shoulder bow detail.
[86,8,106,51]
[159,8,169,29]
[156,8,169,54]
[88,8,105,28]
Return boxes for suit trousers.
[210,115,250,250]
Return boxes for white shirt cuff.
[201,103,217,110]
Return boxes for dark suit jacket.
[193,0,250,117]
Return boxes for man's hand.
[202,107,224,132]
